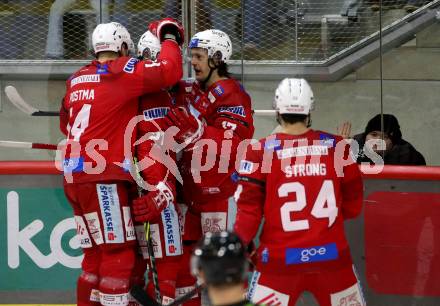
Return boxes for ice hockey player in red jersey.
[130,29,183,305]
[59,19,184,306]
[162,29,254,306]
[234,78,366,306]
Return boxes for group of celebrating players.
[59,16,365,306]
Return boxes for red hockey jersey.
[178,78,255,205]
[137,85,184,193]
[59,40,182,183]
[234,130,363,274]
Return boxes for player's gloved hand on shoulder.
[149,18,184,46]
[132,182,174,222]
[164,106,205,145]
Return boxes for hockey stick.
[4,86,58,116]
[130,283,203,306]
[132,157,162,304]
[252,109,276,116]
[0,140,58,150]
[4,86,274,118]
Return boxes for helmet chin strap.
[201,58,218,87]
[276,113,281,125]
[307,114,312,128]
[202,67,215,85]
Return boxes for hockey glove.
[190,88,215,118]
[149,18,184,46]
[132,182,174,222]
[164,106,205,145]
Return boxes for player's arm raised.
[125,18,184,97]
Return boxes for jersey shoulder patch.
[209,79,236,99]
[263,138,282,151]
[122,57,139,73]
[108,57,138,74]
[316,130,342,148]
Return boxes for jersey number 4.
[279,180,337,232]
[68,104,91,141]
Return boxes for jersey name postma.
[161,204,182,256]
[97,184,124,243]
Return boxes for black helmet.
[191,231,248,286]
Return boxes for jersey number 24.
[279,180,337,232]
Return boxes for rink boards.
[0,162,439,305]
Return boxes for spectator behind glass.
[353,114,426,165]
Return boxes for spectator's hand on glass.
[337,121,352,139]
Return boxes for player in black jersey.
[191,231,261,306]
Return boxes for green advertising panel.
[0,188,81,290]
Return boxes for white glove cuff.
[164,33,177,41]
[156,182,174,203]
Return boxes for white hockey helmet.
[92,22,134,55]
[137,30,161,60]
[273,78,314,115]
[189,29,232,62]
